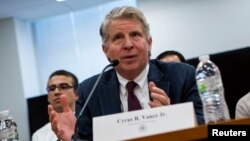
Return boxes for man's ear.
[147,37,152,51]
[75,91,79,100]
[102,44,109,58]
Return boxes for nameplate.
[93,102,196,141]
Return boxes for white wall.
[138,0,250,59]
[0,18,31,141]
[15,19,40,98]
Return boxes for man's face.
[47,75,77,112]
[161,55,181,63]
[102,18,152,79]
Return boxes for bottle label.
[197,75,223,95]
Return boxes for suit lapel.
[148,62,170,96]
[98,71,122,115]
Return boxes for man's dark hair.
[156,50,186,63]
[48,70,78,90]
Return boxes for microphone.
[73,60,119,141]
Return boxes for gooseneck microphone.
[73,60,119,141]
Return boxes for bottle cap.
[198,55,210,62]
[0,110,10,117]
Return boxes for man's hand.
[48,95,76,141]
[148,81,171,107]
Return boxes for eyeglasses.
[46,83,74,93]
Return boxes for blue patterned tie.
[126,81,142,111]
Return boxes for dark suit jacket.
[76,59,204,140]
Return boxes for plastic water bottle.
[0,110,19,141]
[196,55,230,124]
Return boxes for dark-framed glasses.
[46,83,74,93]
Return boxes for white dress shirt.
[117,63,151,112]
[32,122,57,141]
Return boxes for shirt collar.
[117,63,149,88]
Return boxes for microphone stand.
[72,60,119,141]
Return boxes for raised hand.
[148,81,171,108]
[48,95,76,141]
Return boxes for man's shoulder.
[236,91,250,118]
[237,91,250,106]
[78,68,116,88]
[150,59,195,72]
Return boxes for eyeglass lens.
[47,83,73,92]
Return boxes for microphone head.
[111,60,119,66]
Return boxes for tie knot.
[126,81,137,93]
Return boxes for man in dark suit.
[49,6,204,141]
